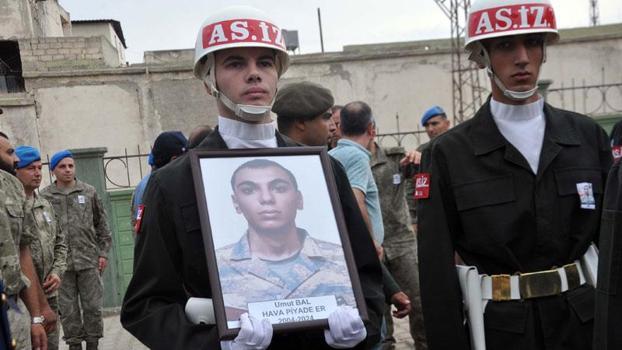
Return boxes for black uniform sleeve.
[330,157,384,346]
[417,145,470,350]
[381,262,401,302]
[120,176,220,350]
[594,139,619,350]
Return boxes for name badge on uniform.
[612,145,622,160]
[392,173,401,185]
[135,204,145,233]
[414,173,430,199]
[576,182,595,210]
[78,195,86,204]
[42,211,52,223]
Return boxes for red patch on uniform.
[612,145,622,160]
[135,204,145,234]
[414,173,431,199]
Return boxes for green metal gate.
[107,189,135,302]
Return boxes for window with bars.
[0,41,25,93]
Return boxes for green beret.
[273,82,334,120]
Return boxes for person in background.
[130,131,188,232]
[41,150,112,350]
[273,81,336,147]
[15,146,67,350]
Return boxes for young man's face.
[424,115,450,139]
[16,161,42,191]
[231,165,303,234]
[53,157,75,183]
[213,47,279,110]
[301,109,335,147]
[0,136,18,174]
[486,34,544,104]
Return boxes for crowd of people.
[0,139,111,350]
[2,0,622,349]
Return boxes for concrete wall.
[31,0,67,38]
[0,0,35,39]
[1,24,621,187]
[71,23,126,64]
[0,0,66,40]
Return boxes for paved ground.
[58,313,415,350]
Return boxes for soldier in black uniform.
[120,6,383,350]
[594,158,622,350]
[417,0,612,349]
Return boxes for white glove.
[220,313,273,350]
[323,306,367,349]
[185,297,215,325]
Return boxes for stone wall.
[18,36,122,72]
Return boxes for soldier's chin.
[254,225,290,236]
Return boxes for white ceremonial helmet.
[464,0,559,101]
[193,6,290,121]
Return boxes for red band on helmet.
[202,18,286,50]
[468,3,556,39]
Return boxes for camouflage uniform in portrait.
[28,194,67,350]
[371,145,427,350]
[217,229,356,321]
[40,179,111,348]
[0,169,35,350]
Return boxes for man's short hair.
[188,125,213,149]
[230,159,298,191]
[340,101,374,136]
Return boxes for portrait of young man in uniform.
[215,159,355,325]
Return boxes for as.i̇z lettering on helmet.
[464,0,559,101]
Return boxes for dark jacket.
[121,129,384,350]
[417,100,612,350]
[594,159,622,350]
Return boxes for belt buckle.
[491,274,512,301]
[519,270,561,299]
[563,263,581,290]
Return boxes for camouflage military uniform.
[27,194,68,350]
[370,145,427,350]
[216,229,356,320]
[0,169,35,350]
[40,179,111,347]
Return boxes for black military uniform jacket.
[594,159,622,350]
[417,100,611,350]
[121,129,384,350]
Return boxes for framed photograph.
[190,147,368,339]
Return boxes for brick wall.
[18,36,122,72]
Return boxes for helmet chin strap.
[204,73,273,122]
[487,67,539,101]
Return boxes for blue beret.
[50,150,73,171]
[15,146,41,169]
[421,106,446,126]
[147,153,155,166]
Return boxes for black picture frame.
[189,146,368,340]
